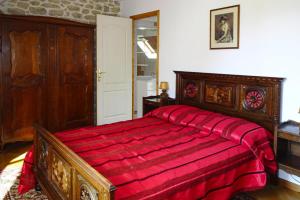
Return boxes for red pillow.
[146,105,276,173]
[145,105,204,126]
[205,116,276,173]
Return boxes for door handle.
[96,68,105,81]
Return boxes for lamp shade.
[159,82,169,90]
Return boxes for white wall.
[121,0,300,122]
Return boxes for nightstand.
[143,96,176,116]
[274,120,300,177]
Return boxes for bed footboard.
[34,125,116,200]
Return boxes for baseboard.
[279,178,300,193]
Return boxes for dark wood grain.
[56,25,94,130]
[0,15,95,148]
[278,158,300,177]
[175,71,284,132]
[1,19,48,148]
[0,14,95,28]
[143,96,176,115]
[275,121,300,177]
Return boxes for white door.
[97,15,132,125]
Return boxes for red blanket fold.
[18,146,36,194]
[19,105,277,200]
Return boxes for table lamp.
[159,81,169,99]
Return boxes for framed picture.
[210,5,240,49]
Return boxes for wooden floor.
[1,143,300,200]
[251,185,300,200]
[0,142,31,171]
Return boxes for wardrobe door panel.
[57,26,94,129]
[2,20,47,144]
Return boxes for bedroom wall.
[0,0,120,24]
[120,0,300,122]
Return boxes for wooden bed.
[34,71,284,200]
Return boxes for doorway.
[131,10,160,118]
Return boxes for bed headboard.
[175,71,284,132]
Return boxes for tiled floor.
[1,142,300,200]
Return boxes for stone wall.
[0,0,120,24]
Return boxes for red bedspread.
[19,105,277,200]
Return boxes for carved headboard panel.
[175,71,284,132]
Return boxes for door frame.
[130,10,160,118]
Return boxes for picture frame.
[210,5,240,49]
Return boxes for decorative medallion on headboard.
[183,80,201,105]
[184,82,198,98]
[175,71,284,132]
[242,86,266,112]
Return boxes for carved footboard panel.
[34,125,116,200]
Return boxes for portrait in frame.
[210,5,240,49]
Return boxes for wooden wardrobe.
[0,15,95,149]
